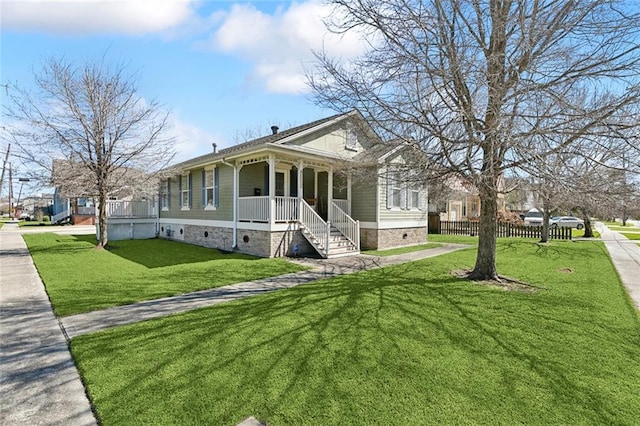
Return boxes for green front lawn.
[71,239,640,425]
[608,226,640,232]
[23,234,306,316]
[621,233,640,240]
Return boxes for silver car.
[550,216,585,229]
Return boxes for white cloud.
[199,1,369,95]
[1,0,197,35]
[166,114,226,162]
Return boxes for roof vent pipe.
[271,126,279,135]
[212,143,217,153]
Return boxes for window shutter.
[418,187,425,210]
[386,170,393,209]
[201,170,206,207]
[178,175,183,207]
[188,173,193,208]
[214,167,220,207]
[167,180,171,209]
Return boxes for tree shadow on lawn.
[72,259,640,425]
[76,235,263,268]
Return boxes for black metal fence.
[438,221,572,240]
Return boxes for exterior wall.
[239,163,266,197]
[351,177,377,223]
[106,220,157,241]
[160,165,233,221]
[184,224,235,251]
[289,122,367,159]
[360,226,427,251]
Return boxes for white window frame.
[345,124,358,151]
[387,168,404,209]
[160,180,169,211]
[180,172,191,211]
[203,167,217,210]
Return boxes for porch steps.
[301,225,359,259]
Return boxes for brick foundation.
[360,226,427,250]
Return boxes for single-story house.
[159,110,428,258]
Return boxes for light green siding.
[351,177,377,222]
[239,163,266,197]
[159,165,233,221]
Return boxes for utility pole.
[0,143,10,197]
[8,163,13,219]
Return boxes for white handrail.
[105,200,155,218]
[51,209,71,224]
[300,199,329,256]
[330,202,360,250]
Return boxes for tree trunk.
[97,191,108,248]
[540,208,551,243]
[583,215,594,238]
[469,185,498,280]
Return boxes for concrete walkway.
[61,243,470,339]
[0,222,97,426]
[595,221,640,310]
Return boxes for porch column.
[298,159,304,221]
[347,174,352,214]
[269,155,276,224]
[327,168,333,222]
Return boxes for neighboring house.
[435,175,506,221]
[159,110,428,258]
[50,159,156,225]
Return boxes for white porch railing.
[275,197,298,221]
[77,206,96,215]
[105,200,156,218]
[51,209,71,224]
[238,196,299,222]
[300,200,329,256]
[239,196,269,222]
[330,202,360,250]
[333,199,350,215]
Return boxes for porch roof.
[170,110,361,172]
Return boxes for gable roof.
[171,110,362,171]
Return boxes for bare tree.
[3,57,176,247]
[309,0,640,280]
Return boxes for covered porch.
[232,153,359,258]
[235,154,352,224]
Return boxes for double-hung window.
[345,124,358,151]
[160,179,170,210]
[387,168,404,209]
[202,167,219,209]
[179,172,191,210]
[387,166,425,210]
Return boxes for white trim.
[157,218,299,233]
[359,220,427,229]
[180,206,191,211]
[161,207,169,211]
[204,205,217,211]
[159,218,232,227]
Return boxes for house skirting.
[101,218,157,241]
[73,214,95,225]
[160,222,316,258]
[360,226,427,250]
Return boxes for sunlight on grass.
[23,234,306,316]
[364,242,441,256]
[71,239,640,425]
[621,233,640,240]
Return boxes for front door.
[275,171,287,196]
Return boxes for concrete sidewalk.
[0,222,97,426]
[595,221,640,310]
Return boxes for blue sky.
[1,0,368,163]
